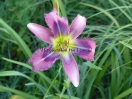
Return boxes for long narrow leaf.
[81,2,120,28]
[0,71,34,82]
[114,87,132,99]
[0,18,32,59]
[83,62,102,70]
[0,85,40,99]
[119,41,132,50]
[2,57,60,93]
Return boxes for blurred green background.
[0,0,132,99]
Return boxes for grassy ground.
[0,0,132,99]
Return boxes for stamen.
[52,35,73,53]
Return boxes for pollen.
[51,34,75,53]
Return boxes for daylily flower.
[27,8,96,87]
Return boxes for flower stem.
[43,66,62,99]
[67,89,71,99]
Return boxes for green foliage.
[0,0,132,99]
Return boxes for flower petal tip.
[27,23,37,31]
[73,81,79,87]
[70,14,86,39]
[27,23,54,44]
[27,23,33,28]
[77,14,86,21]
[62,54,80,87]
[73,38,96,61]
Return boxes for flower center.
[52,34,75,53]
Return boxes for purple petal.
[28,46,60,72]
[44,8,68,36]
[69,14,86,39]
[72,38,96,61]
[27,23,54,44]
[62,53,79,87]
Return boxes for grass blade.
[81,2,120,28]
[2,57,60,93]
[83,61,102,70]
[0,71,34,82]
[0,18,32,59]
[0,85,40,99]
[119,41,132,50]
[114,87,132,99]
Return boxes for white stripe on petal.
[69,14,86,39]
[27,23,53,44]
[62,53,79,87]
